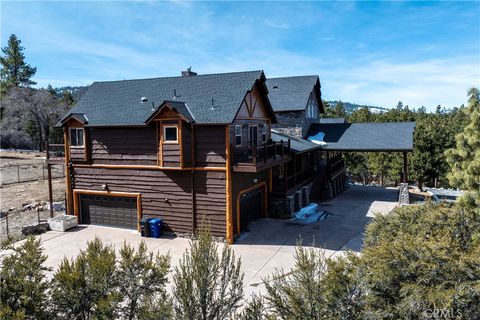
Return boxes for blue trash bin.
[148,218,162,238]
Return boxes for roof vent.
[272,85,279,89]
[141,97,148,103]
[173,89,180,99]
[181,67,197,77]
[210,98,215,110]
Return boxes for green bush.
[172,226,244,320]
[50,237,120,320]
[361,203,480,319]
[117,241,172,320]
[0,237,51,320]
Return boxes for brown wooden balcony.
[232,139,290,173]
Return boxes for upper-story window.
[306,96,318,120]
[235,125,242,146]
[70,128,84,147]
[164,126,178,143]
[261,125,267,142]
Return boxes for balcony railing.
[232,139,290,172]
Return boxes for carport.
[307,120,415,187]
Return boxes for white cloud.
[263,19,289,30]
[322,57,480,109]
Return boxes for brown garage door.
[239,187,264,232]
[80,195,137,229]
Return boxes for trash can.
[148,218,162,238]
[140,217,151,237]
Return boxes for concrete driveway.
[2,185,398,296]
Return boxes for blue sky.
[1,1,479,110]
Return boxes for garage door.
[80,195,137,229]
[239,187,264,232]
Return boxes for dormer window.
[164,126,178,143]
[70,128,84,147]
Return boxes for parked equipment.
[140,217,152,237]
[148,218,162,238]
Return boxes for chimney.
[181,67,197,77]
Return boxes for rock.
[46,202,65,212]
[22,223,49,236]
[22,203,37,211]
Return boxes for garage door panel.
[239,187,264,232]
[80,194,137,229]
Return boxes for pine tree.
[0,237,52,320]
[50,237,120,320]
[117,241,172,320]
[263,244,328,319]
[0,34,36,94]
[172,225,244,320]
[446,87,480,209]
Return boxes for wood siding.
[195,126,226,167]
[72,166,226,236]
[194,171,227,235]
[162,143,181,167]
[182,123,192,167]
[235,84,271,119]
[70,147,86,161]
[89,127,157,165]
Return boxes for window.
[235,125,242,146]
[306,96,318,120]
[70,128,84,147]
[261,125,267,142]
[163,126,178,143]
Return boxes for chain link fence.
[0,162,65,186]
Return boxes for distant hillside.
[54,86,89,102]
[326,100,389,114]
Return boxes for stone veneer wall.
[272,110,314,139]
[398,183,410,206]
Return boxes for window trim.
[235,125,242,146]
[261,125,267,142]
[163,125,179,144]
[69,128,85,148]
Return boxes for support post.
[45,125,54,218]
[403,151,408,183]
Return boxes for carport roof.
[307,122,415,151]
[271,131,319,153]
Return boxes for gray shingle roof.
[307,122,415,151]
[266,76,321,112]
[59,70,266,126]
[271,131,320,153]
[318,117,346,123]
[145,100,195,123]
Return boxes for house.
[266,75,323,139]
[264,76,345,216]
[56,70,290,244]
[52,69,415,243]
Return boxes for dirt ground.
[0,151,67,241]
[0,150,46,165]
[1,150,65,186]
[1,178,66,211]
[1,150,66,210]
